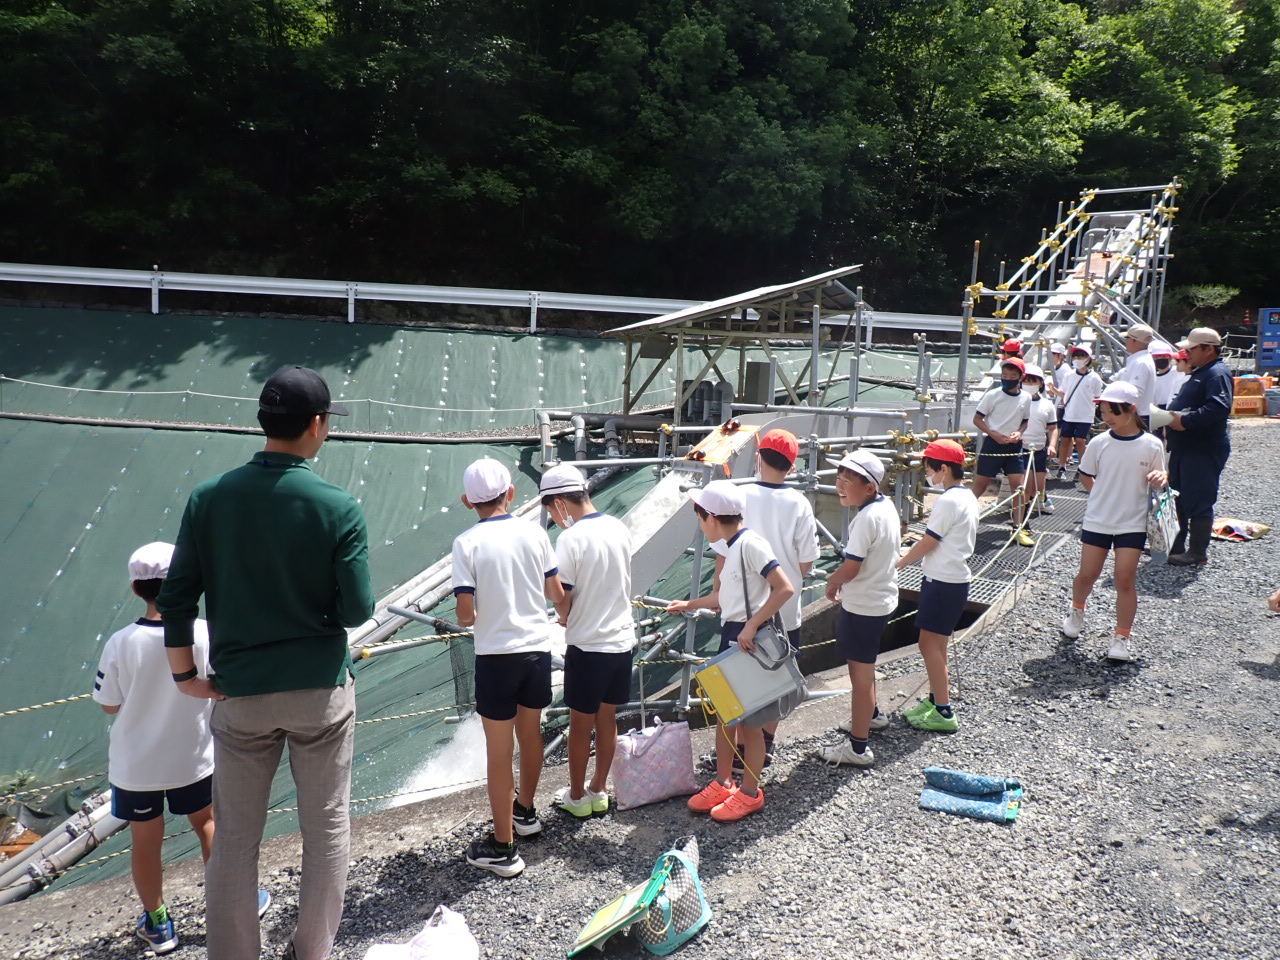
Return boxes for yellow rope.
[0,693,93,718]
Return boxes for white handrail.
[0,260,966,335]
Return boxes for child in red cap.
[895,440,978,732]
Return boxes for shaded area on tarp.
[0,307,948,432]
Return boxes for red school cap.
[758,429,799,464]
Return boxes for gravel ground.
[8,420,1280,960]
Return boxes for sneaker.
[1106,635,1134,662]
[907,703,959,733]
[1061,606,1085,639]
[817,738,875,767]
[258,889,271,919]
[136,912,179,955]
[1056,467,1068,481]
[590,790,610,815]
[512,800,542,837]
[710,786,765,822]
[839,710,890,733]
[903,697,935,720]
[1041,496,1056,514]
[1015,529,1035,547]
[466,834,525,878]
[553,787,594,818]
[688,779,736,814]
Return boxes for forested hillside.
[1,0,1275,312]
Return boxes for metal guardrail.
[0,261,696,332]
[0,261,966,336]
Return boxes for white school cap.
[128,542,174,581]
[687,479,746,516]
[539,463,587,497]
[1050,343,1067,355]
[1022,364,1045,381]
[827,448,885,485]
[463,458,512,503]
[1096,381,1141,405]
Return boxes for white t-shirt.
[1022,395,1058,450]
[1113,349,1157,416]
[717,529,781,624]
[556,513,636,653]
[1078,430,1166,535]
[840,496,901,617]
[1061,369,1104,422]
[452,514,557,655]
[1151,369,1179,408]
[975,387,1032,437]
[93,619,214,792]
[921,487,979,584]
[742,482,820,630]
[1165,371,1190,407]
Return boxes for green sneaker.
[553,787,594,818]
[903,698,935,720]
[907,703,959,733]
[590,790,610,815]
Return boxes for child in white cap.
[1021,364,1060,515]
[667,480,794,821]
[1060,381,1167,662]
[452,458,565,876]
[1056,344,1104,479]
[538,463,636,819]
[816,449,900,767]
[93,543,217,954]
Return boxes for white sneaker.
[839,711,890,734]
[1061,606,1085,639]
[817,739,875,767]
[1106,635,1134,662]
[1042,496,1056,515]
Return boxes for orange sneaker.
[688,780,736,814]
[710,786,764,822]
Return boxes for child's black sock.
[848,736,869,755]
[935,702,954,719]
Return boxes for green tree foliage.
[0,0,1274,310]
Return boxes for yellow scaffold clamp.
[966,283,983,304]
[993,309,1008,319]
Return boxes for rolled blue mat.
[919,767,1023,823]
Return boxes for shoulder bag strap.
[738,541,791,670]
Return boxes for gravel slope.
[10,421,1280,960]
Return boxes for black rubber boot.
[1169,517,1212,566]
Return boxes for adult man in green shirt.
[160,366,375,960]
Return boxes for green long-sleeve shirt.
[158,450,375,697]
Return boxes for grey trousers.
[206,679,355,960]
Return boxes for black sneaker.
[513,800,543,837]
[466,834,525,878]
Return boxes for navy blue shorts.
[563,646,632,713]
[112,774,212,822]
[976,440,1026,478]
[474,651,553,721]
[1028,448,1048,473]
[916,577,970,637]
[835,610,892,665]
[1060,420,1092,440]
[1080,529,1147,551]
[719,623,800,653]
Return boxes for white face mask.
[1073,358,1089,371]
[556,503,574,528]
[1028,387,1041,398]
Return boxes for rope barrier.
[0,692,93,718]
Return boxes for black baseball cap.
[258,366,349,417]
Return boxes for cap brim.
[541,482,586,497]
[1175,340,1191,349]
[328,403,350,417]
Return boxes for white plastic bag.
[363,905,479,960]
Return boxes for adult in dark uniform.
[1165,328,1233,566]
